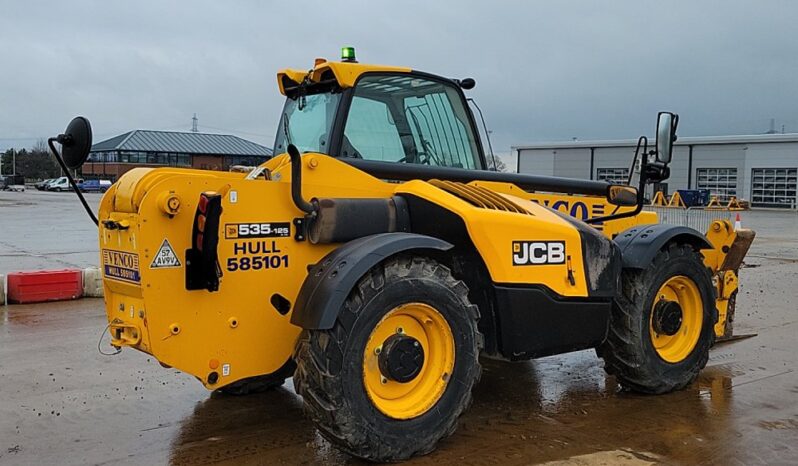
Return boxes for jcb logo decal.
[512,241,566,265]
[224,222,290,239]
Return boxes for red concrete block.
[6,269,84,304]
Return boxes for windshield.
[343,75,481,169]
[273,92,341,155]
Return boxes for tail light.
[186,192,223,291]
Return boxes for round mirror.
[61,116,93,170]
[459,78,476,90]
[655,112,677,164]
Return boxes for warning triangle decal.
[150,239,182,268]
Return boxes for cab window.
[342,74,480,169]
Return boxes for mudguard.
[613,224,712,269]
[291,232,453,329]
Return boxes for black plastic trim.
[613,223,713,269]
[344,158,612,197]
[493,284,611,360]
[291,233,453,329]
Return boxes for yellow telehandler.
[48,48,753,461]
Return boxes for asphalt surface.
[1,190,798,465]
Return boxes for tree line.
[1,140,63,180]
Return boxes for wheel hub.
[378,334,425,383]
[653,299,683,336]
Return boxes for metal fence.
[644,206,736,234]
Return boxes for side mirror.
[655,112,678,164]
[607,185,638,207]
[456,78,476,90]
[59,117,93,170]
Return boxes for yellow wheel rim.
[363,302,455,420]
[649,275,703,363]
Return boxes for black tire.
[293,256,482,462]
[600,243,717,394]
[215,360,295,396]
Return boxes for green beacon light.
[341,46,357,63]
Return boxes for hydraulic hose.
[48,137,99,226]
[287,144,316,215]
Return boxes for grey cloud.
[2,1,797,155]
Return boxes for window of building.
[696,168,737,201]
[596,168,630,184]
[226,155,265,167]
[751,168,797,208]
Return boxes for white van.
[47,177,83,192]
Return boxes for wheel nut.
[396,327,404,334]
[380,376,388,384]
[374,346,382,355]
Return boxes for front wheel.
[600,243,717,394]
[293,256,482,462]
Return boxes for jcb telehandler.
[49,48,754,461]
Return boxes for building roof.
[512,133,798,151]
[91,130,272,156]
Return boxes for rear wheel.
[600,243,716,394]
[294,256,482,462]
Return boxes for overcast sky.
[2,1,798,166]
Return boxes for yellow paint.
[98,150,744,388]
[713,270,738,337]
[702,219,746,337]
[649,276,703,363]
[277,61,412,95]
[668,191,687,208]
[362,303,454,419]
[651,191,668,206]
[472,181,657,238]
[92,57,751,394]
[397,180,589,296]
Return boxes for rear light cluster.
[195,194,211,252]
[186,192,223,291]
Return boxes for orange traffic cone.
[734,213,742,230]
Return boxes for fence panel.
[643,206,735,234]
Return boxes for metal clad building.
[514,134,798,208]
[84,130,273,181]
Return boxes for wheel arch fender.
[613,224,713,269]
[291,232,454,330]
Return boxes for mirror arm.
[48,137,99,226]
[584,136,648,225]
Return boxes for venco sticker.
[102,249,141,283]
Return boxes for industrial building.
[514,134,798,208]
[83,130,272,180]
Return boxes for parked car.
[36,178,56,190]
[47,176,83,192]
[78,179,111,193]
[0,174,26,192]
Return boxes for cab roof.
[277,60,412,96]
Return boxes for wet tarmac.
[1,191,798,465]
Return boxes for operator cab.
[274,49,487,171]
